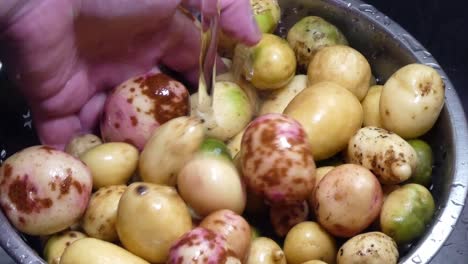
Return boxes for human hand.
[0,0,260,149]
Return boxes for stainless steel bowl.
[0,0,467,263]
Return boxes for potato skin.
[362,85,383,127]
[284,82,363,161]
[259,75,308,115]
[116,183,192,263]
[307,45,371,100]
[65,134,102,158]
[347,127,417,184]
[246,237,287,264]
[0,146,92,235]
[337,232,398,264]
[380,63,445,138]
[283,221,337,264]
[82,185,127,241]
[313,164,383,237]
[43,231,87,264]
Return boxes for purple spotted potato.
[240,113,316,205]
[270,201,309,237]
[100,72,189,150]
[168,227,241,264]
[200,209,252,261]
[0,146,92,235]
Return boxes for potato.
[284,82,363,161]
[226,128,246,158]
[216,72,260,115]
[283,221,337,264]
[259,75,308,115]
[43,231,87,264]
[362,85,383,127]
[0,146,92,235]
[65,134,102,158]
[308,166,335,208]
[270,201,309,237]
[246,237,287,264]
[82,185,126,242]
[191,81,253,141]
[251,0,281,33]
[199,210,251,261]
[60,237,149,264]
[100,72,189,150]
[240,114,316,205]
[380,183,435,245]
[347,127,418,184]
[116,183,192,263]
[199,138,232,160]
[287,16,348,69]
[233,34,296,90]
[80,142,138,189]
[380,64,445,138]
[407,139,433,186]
[337,232,398,264]
[314,164,383,237]
[307,45,371,101]
[138,116,204,186]
[178,155,246,216]
[301,261,328,264]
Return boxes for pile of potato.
[0,0,445,263]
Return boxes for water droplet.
[358,4,377,14]
[412,255,422,263]
[451,200,464,206]
[400,34,423,52]
[424,62,441,70]
[0,61,2,71]
[423,51,432,58]
[451,183,466,189]
[347,2,352,7]
[6,239,11,248]
[383,16,391,26]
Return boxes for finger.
[79,92,107,132]
[34,115,82,150]
[182,0,261,45]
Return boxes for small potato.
[380,64,445,138]
[82,185,126,242]
[199,138,232,160]
[308,166,335,208]
[259,75,308,115]
[178,155,246,216]
[307,45,371,101]
[246,237,287,264]
[60,237,149,264]
[139,116,204,186]
[362,85,383,127]
[116,183,192,263]
[216,72,260,115]
[80,142,138,189]
[0,146,92,235]
[251,0,281,33]
[43,231,87,264]
[407,139,433,186]
[283,221,337,264]
[65,134,102,158]
[314,164,383,237]
[233,34,296,90]
[347,127,418,184]
[270,201,309,237]
[200,210,251,261]
[284,82,363,161]
[226,128,246,158]
[337,232,398,264]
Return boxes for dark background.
[0,0,467,263]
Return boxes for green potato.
[199,138,232,161]
[407,139,433,186]
[287,16,348,70]
[380,183,435,245]
[251,0,281,33]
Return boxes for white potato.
[43,231,87,264]
[380,63,445,138]
[337,232,398,264]
[80,142,138,189]
[259,75,308,115]
[307,45,371,100]
[362,85,383,127]
[65,134,102,158]
[347,126,418,184]
[139,116,204,186]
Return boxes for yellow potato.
[80,142,138,189]
[302,261,328,264]
[259,75,308,115]
[284,82,363,161]
[60,238,149,264]
[116,183,192,263]
[65,134,102,158]
[82,185,126,242]
[362,85,383,127]
[44,231,87,264]
[307,45,371,100]
[226,128,246,158]
[308,166,335,208]
[337,232,398,264]
[246,237,287,264]
[283,222,337,264]
[380,63,445,138]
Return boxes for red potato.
[270,201,309,237]
[0,146,92,235]
[240,113,316,205]
[100,72,189,150]
[314,164,383,237]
